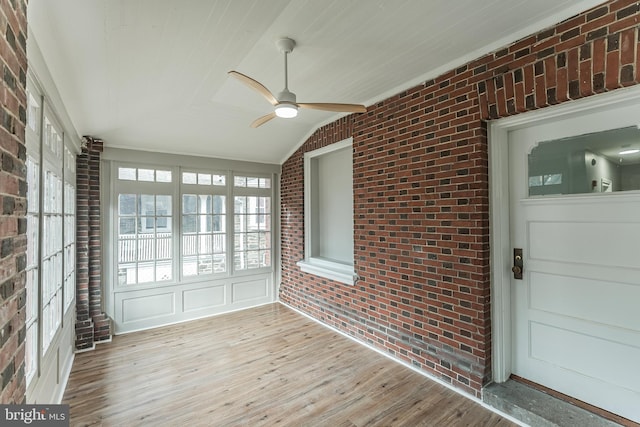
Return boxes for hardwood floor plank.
[63,303,515,426]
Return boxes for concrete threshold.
[483,380,623,427]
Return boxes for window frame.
[180,168,229,279]
[232,173,273,273]
[111,162,276,289]
[297,137,356,285]
[113,163,178,288]
[24,76,79,388]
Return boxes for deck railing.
[118,233,226,262]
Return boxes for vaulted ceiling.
[28,0,606,164]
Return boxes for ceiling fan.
[228,37,367,128]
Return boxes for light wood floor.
[63,303,515,426]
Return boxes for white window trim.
[297,137,356,285]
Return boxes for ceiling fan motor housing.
[277,89,296,104]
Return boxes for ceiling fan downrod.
[275,38,297,116]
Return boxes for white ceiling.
[27,0,606,165]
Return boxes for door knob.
[512,248,523,280]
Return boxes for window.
[117,193,173,285]
[25,153,39,384]
[25,86,40,384]
[41,114,65,353]
[297,138,355,284]
[24,73,78,397]
[233,176,271,271]
[64,147,76,312]
[528,126,640,196]
[113,165,274,284]
[182,170,226,276]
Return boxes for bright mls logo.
[0,405,69,426]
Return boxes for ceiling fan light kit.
[275,103,298,118]
[228,37,366,127]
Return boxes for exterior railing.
[118,233,226,262]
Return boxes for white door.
[508,101,640,423]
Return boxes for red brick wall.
[280,0,640,397]
[75,137,111,350]
[0,0,28,404]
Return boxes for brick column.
[0,0,28,404]
[75,137,111,351]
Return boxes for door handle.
[512,248,523,280]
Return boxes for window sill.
[297,258,356,285]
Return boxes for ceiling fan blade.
[298,102,367,113]
[228,71,278,106]
[251,112,277,128]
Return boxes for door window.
[528,126,640,196]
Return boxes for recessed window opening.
[297,138,355,285]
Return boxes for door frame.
[488,84,640,383]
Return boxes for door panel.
[508,103,640,423]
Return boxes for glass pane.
[138,217,155,234]
[198,255,212,275]
[234,234,246,251]
[137,238,155,260]
[247,215,259,231]
[139,195,155,215]
[182,215,197,234]
[212,214,225,232]
[118,240,135,263]
[182,172,197,184]
[528,126,640,196]
[138,262,155,283]
[183,234,197,256]
[200,195,212,213]
[247,233,260,250]
[198,173,212,185]
[259,232,270,249]
[202,215,213,233]
[156,170,172,182]
[118,167,137,180]
[156,216,170,233]
[118,264,136,285]
[234,197,246,214]
[246,251,260,268]
[138,169,155,182]
[212,174,225,186]
[233,252,245,270]
[183,194,197,214]
[234,214,245,233]
[156,195,172,215]
[247,177,259,188]
[156,260,172,281]
[119,218,136,235]
[212,234,225,253]
[259,178,271,188]
[234,176,246,187]
[119,194,136,215]
[247,196,259,214]
[213,254,226,273]
[198,234,212,254]
[213,195,226,214]
[261,197,271,214]
[259,250,271,267]
[25,322,37,382]
[156,236,171,259]
[183,256,197,276]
